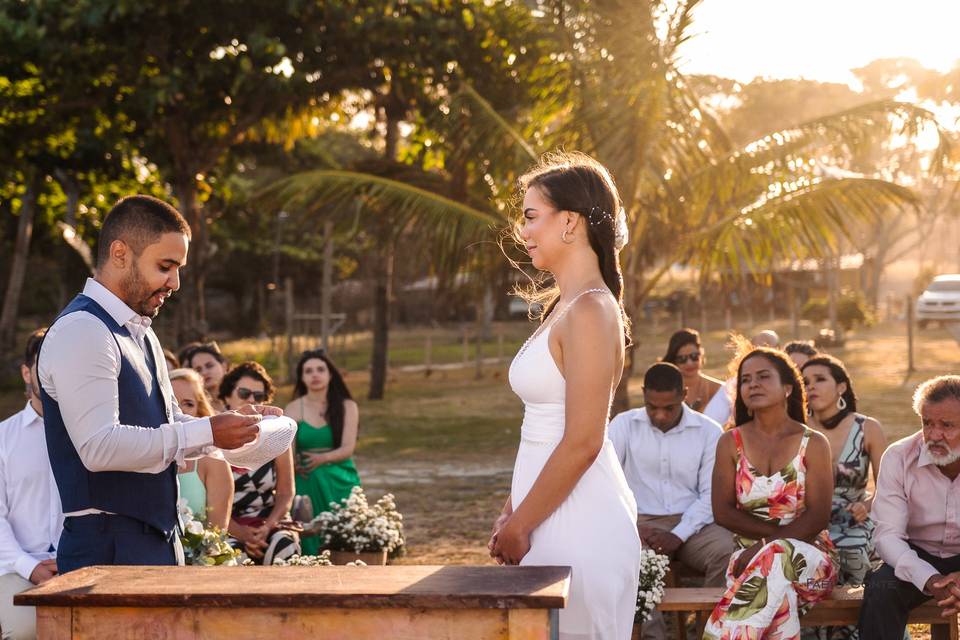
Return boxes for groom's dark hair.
[643,363,684,395]
[97,195,191,267]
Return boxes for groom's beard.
[120,263,170,318]
[924,440,960,466]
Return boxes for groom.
[38,195,265,572]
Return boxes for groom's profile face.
[119,231,189,318]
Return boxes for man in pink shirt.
[858,375,960,639]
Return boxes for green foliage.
[802,290,873,330]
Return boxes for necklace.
[687,375,706,409]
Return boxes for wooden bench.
[644,586,960,640]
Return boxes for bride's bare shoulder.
[560,292,621,334]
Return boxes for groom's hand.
[238,404,283,418]
[210,412,261,450]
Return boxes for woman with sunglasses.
[662,328,723,413]
[219,362,300,564]
[285,350,361,556]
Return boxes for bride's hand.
[488,512,511,564]
[491,516,531,566]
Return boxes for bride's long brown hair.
[510,151,630,344]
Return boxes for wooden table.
[15,565,570,640]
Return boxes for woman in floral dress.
[704,348,838,640]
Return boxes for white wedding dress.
[508,290,641,640]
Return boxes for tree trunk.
[0,175,40,352]
[172,175,208,338]
[368,238,395,400]
[826,254,839,334]
[367,79,405,399]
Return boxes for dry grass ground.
[2,319,956,639]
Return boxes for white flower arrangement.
[309,487,405,554]
[248,551,334,566]
[635,548,669,624]
[178,499,242,566]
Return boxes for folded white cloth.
[220,415,297,470]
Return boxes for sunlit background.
[681,0,960,84]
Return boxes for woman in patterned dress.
[220,361,301,564]
[704,348,838,640]
[801,355,887,640]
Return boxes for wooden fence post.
[906,295,916,374]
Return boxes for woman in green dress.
[286,350,361,555]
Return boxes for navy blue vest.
[40,294,179,536]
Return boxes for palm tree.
[262,0,948,405]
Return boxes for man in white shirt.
[609,363,735,640]
[0,328,63,639]
[38,195,270,572]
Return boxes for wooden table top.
[15,565,571,610]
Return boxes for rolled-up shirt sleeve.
[39,313,214,474]
[871,444,938,592]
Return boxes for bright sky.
[678,0,960,84]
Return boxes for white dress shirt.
[38,278,214,516]
[608,404,723,542]
[0,403,63,580]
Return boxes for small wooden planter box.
[15,565,570,640]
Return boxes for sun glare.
[678,0,960,84]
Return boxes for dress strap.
[797,428,812,460]
[731,427,744,455]
[549,288,611,325]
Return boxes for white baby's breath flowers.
[635,549,669,624]
[309,487,405,554]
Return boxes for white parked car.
[916,274,960,328]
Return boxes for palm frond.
[257,169,501,233]
[454,81,539,162]
[684,177,920,277]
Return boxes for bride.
[490,152,641,639]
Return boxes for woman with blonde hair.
[169,368,234,530]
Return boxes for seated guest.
[285,350,361,556]
[220,362,300,564]
[858,375,960,639]
[161,349,179,374]
[704,330,782,428]
[0,328,63,640]
[661,329,723,413]
[785,340,818,369]
[169,368,234,530]
[802,355,886,640]
[182,342,228,412]
[704,347,837,639]
[609,363,734,640]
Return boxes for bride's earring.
[837,396,847,411]
[561,230,574,244]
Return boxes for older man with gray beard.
[858,375,960,639]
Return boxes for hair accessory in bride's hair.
[587,205,612,226]
[614,207,629,251]
[586,206,629,251]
